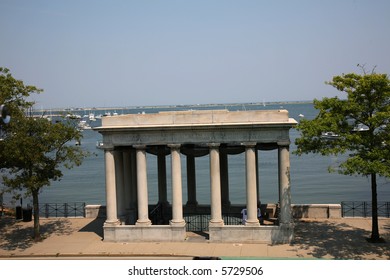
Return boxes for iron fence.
[341,201,390,218]
[39,202,86,218]
[184,213,243,232]
[150,203,163,225]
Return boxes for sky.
[1,0,390,109]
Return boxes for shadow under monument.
[78,217,104,239]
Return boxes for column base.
[209,219,224,227]
[169,219,186,227]
[244,220,260,227]
[104,219,120,226]
[136,219,152,226]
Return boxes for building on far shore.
[94,109,297,243]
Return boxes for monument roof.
[95,109,297,130]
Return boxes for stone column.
[157,147,168,205]
[278,142,292,225]
[220,146,230,207]
[245,143,260,226]
[169,144,185,226]
[186,154,198,207]
[104,149,119,225]
[209,143,224,226]
[134,145,151,226]
[114,150,126,223]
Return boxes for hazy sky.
[1,0,389,108]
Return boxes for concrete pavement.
[0,216,389,259]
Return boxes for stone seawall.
[292,204,341,219]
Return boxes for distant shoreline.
[33,100,314,112]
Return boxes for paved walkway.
[0,216,389,259]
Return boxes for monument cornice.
[94,109,297,147]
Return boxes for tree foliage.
[0,67,42,119]
[295,67,390,242]
[1,68,87,240]
[1,117,85,192]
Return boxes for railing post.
[45,203,49,218]
[364,201,368,218]
[387,202,390,218]
[64,203,68,218]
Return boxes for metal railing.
[184,213,244,232]
[149,202,164,225]
[341,201,390,218]
[39,202,86,218]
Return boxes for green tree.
[1,68,87,241]
[0,67,41,119]
[295,67,390,243]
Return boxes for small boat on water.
[89,113,96,121]
[78,120,92,130]
[66,113,82,119]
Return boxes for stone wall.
[292,204,341,219]
[85,204,106,218]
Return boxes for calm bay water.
[2,102,390,207]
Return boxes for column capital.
[168,143,181,150]
[103,146,115,151]
[133,144,147,149]
[242,142,257,148]
[277,140,291,147]
[208,143,220,148]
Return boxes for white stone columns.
[245,143,260,226]
[209,143,224,226]
[135,145,151,226]
[278,142,292,225]
[104,149,119,225]
[169,144,185,226]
